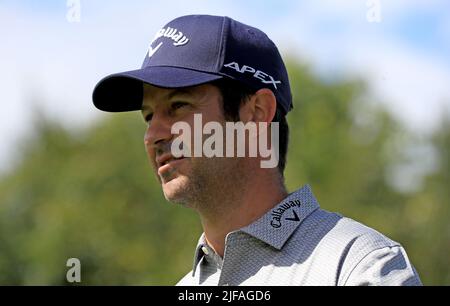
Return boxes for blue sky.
[0,0,449,175]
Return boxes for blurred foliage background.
[0,61,449,285]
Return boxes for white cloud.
[271,1,450,132]
[353,43,450,131]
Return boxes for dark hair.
[210,78,289,175]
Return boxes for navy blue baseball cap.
[93,15,293,115]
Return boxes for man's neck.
[198,171,288,257]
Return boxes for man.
[92,15,421,286]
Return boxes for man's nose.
[144,113,173,148]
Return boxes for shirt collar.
[240,184,320,250]
[192,234,207,277]
[192,184,320,276]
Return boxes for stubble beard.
[163,156,249,216]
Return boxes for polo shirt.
[177,185,422,286]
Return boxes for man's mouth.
[156,153,187,175]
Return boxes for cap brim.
[92,66,223,112]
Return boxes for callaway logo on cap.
[93,15,293,115]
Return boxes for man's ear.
[239,89,277,123]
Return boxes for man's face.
[142,83,244,208]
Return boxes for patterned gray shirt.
[177,185,422,286]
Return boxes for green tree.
[397,118,450,284]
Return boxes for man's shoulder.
[289,208,403,271]
[291,208,421,285]
[300,208,399,249]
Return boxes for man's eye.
[172,102,189,110]
[145,113,153,123]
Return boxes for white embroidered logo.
[223,62,281,89]
[148,26,190,58]
[148,42,163,58]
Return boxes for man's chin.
[161,176,192,205]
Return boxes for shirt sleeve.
[343,245,422,286]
